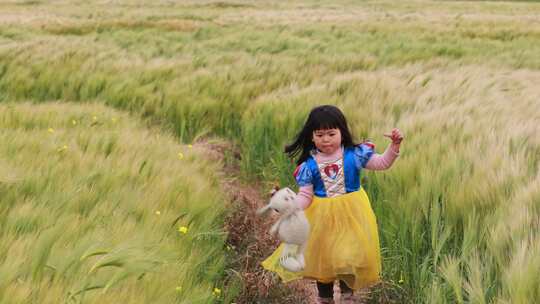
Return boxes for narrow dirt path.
[196,139,318,303]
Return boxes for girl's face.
[313,128,342,154]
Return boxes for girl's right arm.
[294,162,314,209]
[297,185,314,209]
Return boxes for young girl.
[261,105,403,304]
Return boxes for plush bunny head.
[257,187,298,216]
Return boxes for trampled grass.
[0,0,539,303]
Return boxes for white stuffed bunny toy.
[257,187,310,272]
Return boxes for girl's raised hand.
[383,128,403,145]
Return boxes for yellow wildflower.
[93,116,97,121]
[57,145,68,153]
[212,288,221,296]
[48,128,54,133]
[178,152,184,160]
[175,286,182,292]
[188,144,193,149]
[155,211,161,215]
[178,226,188,234]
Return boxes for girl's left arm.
[365,128,403,171]
[364,143,400,170]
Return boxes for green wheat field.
[0,0,539,303]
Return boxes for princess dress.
[261,144,381,290]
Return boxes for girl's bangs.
[311,112,341,131]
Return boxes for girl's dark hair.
[285,105,356,165]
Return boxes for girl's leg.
[316,281,334,303]
[339,280,353,293]
[339,280,356,304]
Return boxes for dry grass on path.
[196,139,318,303]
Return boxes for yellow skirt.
[261,189,381,290]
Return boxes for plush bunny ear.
[269,185,280,197]
[256,205,271,216]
